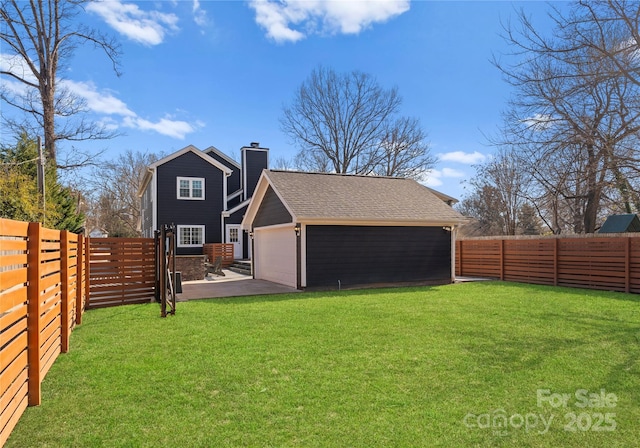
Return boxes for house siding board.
[227,194,242,209]
[253,186,292,228]
[206,150,241,193]
[306,225,451,288]
[226,205,247,225]
[157,151,225,255]
[244,150,268,199]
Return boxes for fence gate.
[155,224,177,317]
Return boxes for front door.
[226,224,242,259]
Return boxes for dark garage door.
[305,225,451,288]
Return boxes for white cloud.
[420,167,465,188]
[63,80,200,139]
[438,151,486,165]
[441,167,465,178]
[1,53,198,140]
[0,53,37,85]
[249,0,410,43]
[123,115,201,139]
[62,80,136,117]
[520,113,553,131]
[87,0,179,46]
[192,0,208,27]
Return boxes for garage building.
[241,170,465,290]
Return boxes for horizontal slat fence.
[88,238,156,309]
[0,219,88,446]
[203,243,234,268]
[456,234,640,293]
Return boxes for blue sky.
[1,1,557,200]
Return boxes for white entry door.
[226,224,242,259]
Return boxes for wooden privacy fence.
[203,243,234,267]
[0,218,88,446]
[456,234,640,293]
[88,238,156,309]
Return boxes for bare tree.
[493,2,640,233]
[566,1,640,86]
[281,66,434,178]
[85,149,159,237]
[0,0,120,167]
[373,116,435,179]
[457,148,536,236]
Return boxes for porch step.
[228,260,252,276]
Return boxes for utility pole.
[37,136,46,222]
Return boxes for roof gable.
[204,145,241,169]
[243,170,464,228]
[599,214,640,233]
[149,145,232,174]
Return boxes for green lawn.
[7,282,640,447]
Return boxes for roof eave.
[296,217,466,227]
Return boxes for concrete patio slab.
[177,270,299,301]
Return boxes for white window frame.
[177,177,205,200]
[177,225,205,247]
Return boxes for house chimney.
[241,142,269,201]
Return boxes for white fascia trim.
[252,222,295,232]
[221,214,225,243]
[228,189,243,201]
[222,199,251,218]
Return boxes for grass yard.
[7,282,640,447]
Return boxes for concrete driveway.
[177,270,299,301]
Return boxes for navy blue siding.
[253,186,292,228]
[157,151,225,255]
[206,149,241,194]
[305,226,451,288]
[225,204,247,225]
[243,148,268,200]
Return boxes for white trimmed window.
[177,225,205,247]
[177,177,204,200]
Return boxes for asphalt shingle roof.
[264,170,465,224]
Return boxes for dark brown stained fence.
[0,219,88,446]
[88,238,156,309]
[203,243,234,267]
[456,234,640,293]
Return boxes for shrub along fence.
[0,218,88,446]
[455,234,640,293]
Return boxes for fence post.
[84,237,91,309]
[76,234,84,325]
[27,222,42,406]
[60,230,70,353]
[625,237,631,293]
